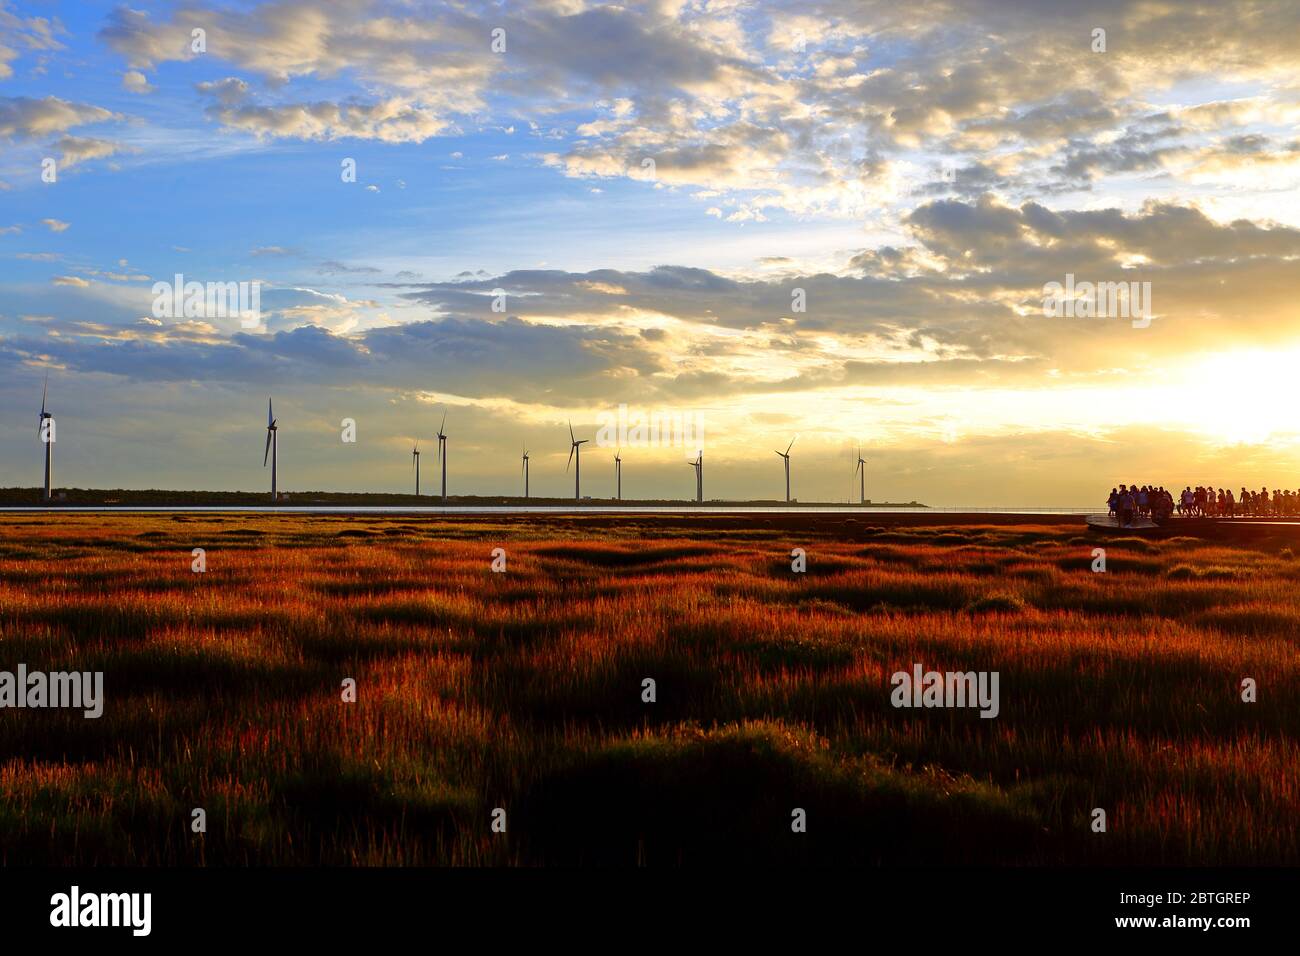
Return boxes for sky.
[1,0,1299,505]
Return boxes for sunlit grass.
[0,515,1296,865]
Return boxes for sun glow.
[1177,347,1300,445]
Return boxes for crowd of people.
[1106,484,1300,525]
[1107,485,1174,525]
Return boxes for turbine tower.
[566,421,588,501]
[774,436,796,503]
[614,448,622,501]
[38,376,53,502]
[522,444,530,499]
[412,441,421,496]
[855,446,867,505]
[263,398,278,502]
[436,410,448,503]
[689,450,702,503]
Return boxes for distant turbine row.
[31,384,871,503]
[394,413,865,503]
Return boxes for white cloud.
[56,136,126,169]
[121,69,154,94]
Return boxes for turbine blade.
[439,410,446,435]
[268,398,274,427]
[567,444,575,472]
[568,420,575,444]
[786,436,796,454]
[264,430,272,466]
[41,375,47,416]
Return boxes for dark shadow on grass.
[511,725,1042,865]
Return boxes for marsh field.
[0,512,1296,866]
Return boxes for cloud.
[16,186,1296,408]
[41,218,69,232]
[319,260,382,275]
[84,267,151,282]
[209,96,456,143]
[0,96,116,140]
[905,194,1300,270]
[83,0,1300,223]
[0,314,665,406]
[0,2,67,80]
[378,194,1300,394]
[121,69,153,94]
[108,3,491,143]
[51,275,89,287]
[268,288,382,334]
[55,135,126,169]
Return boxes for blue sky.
[3,1,1300,503]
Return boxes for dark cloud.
[318,260,382,275]
[0,315,667,405]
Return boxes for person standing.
[1119,487,1135,528]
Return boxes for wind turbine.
[775,436,796,503]
[614,448,622,501]
[412,441,421,496]
[689,450,702,503]
[522,444,530,499]
[263,398,278,502]
[38,375,53,502]
[854,445,867,505]
[566,421,588,500]
[436,410,448,503]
